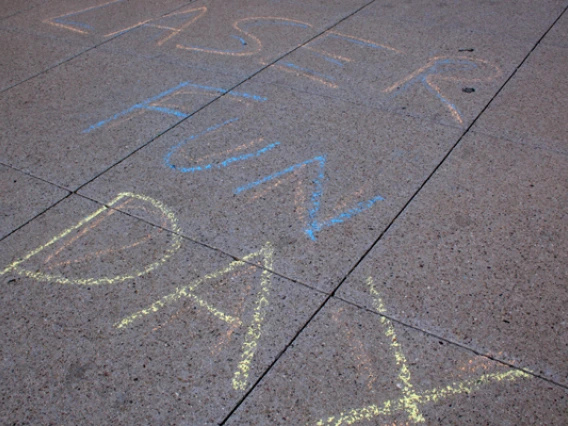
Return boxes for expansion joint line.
[309,278,529,426]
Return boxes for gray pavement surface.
[1,0,567,424]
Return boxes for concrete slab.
[226,298,567,425]
[0,164,69,239]
[0,193,325,425]
[0,27,88,91]
[99,0,370,79]
[259,24,530,129]
[78,81,463,292]
[0,0,190,46]
[0,47,240,189]
[338,132,568,385]
[473,44,568,156]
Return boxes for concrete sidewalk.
[1,0,567,424]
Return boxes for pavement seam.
[72,191,328,296]
[0,0,200,95]
[334,295,568,391]
[0,3,38,22]
[0,161,74,244]
[0,161,72,192]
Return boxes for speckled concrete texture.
[0,0,45,20]
[473,43,568,155]
[0,27,89,91]
[1,0,567,424]
[344,0,568,44]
